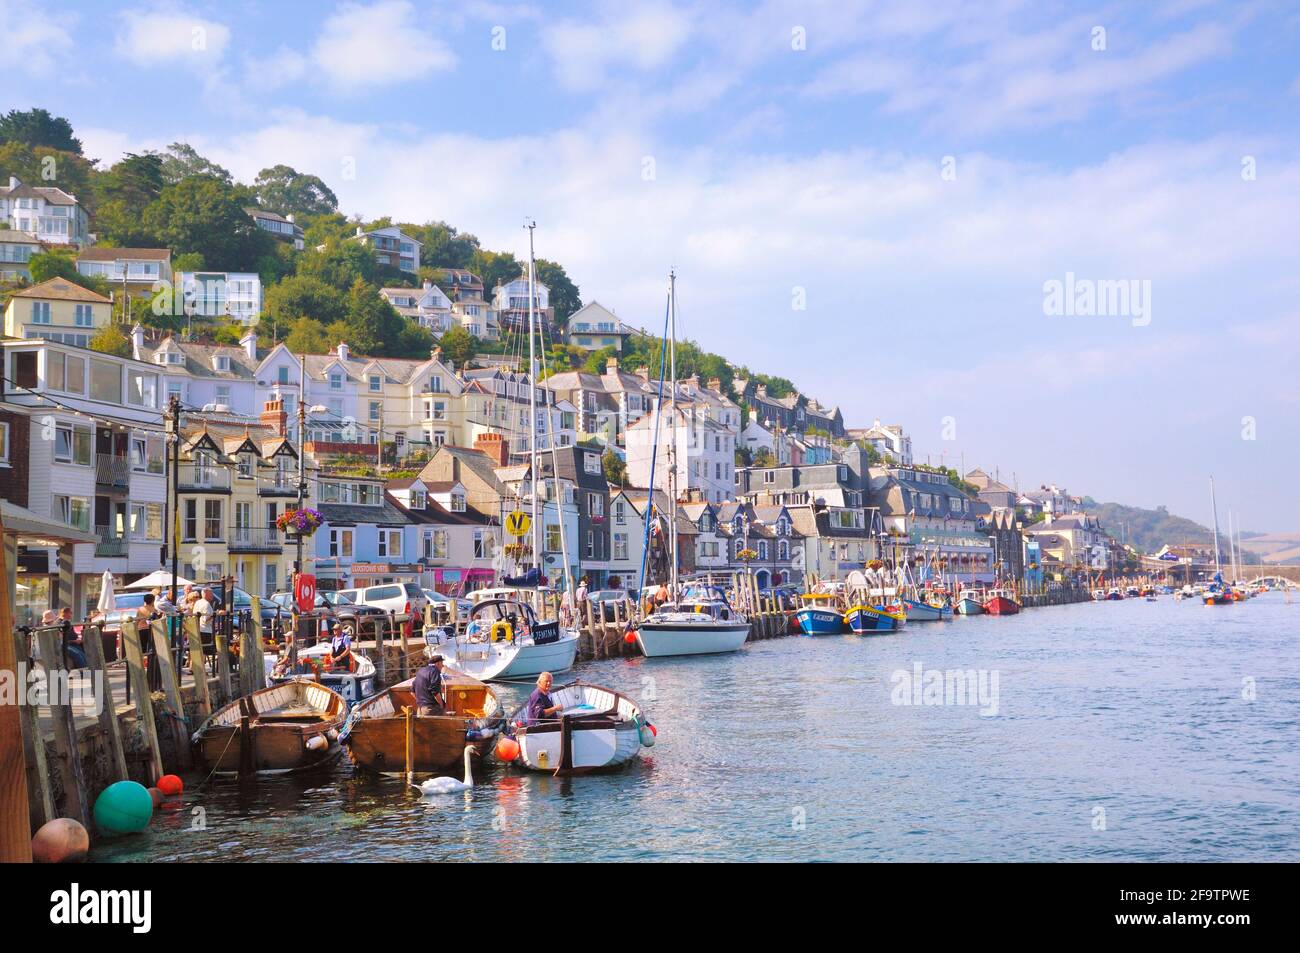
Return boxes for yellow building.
[176,401,311,598]
[3,277,112,348]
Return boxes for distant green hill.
[1079,498,1258,563]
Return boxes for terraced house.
[4,278,112,348]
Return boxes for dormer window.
[238,453,254,477]
[214,355,231,372]
[369,374,381,392]
[450,493,466,512]
[411,490,427,509]
[330,373,343,390]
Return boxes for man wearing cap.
[413,650,447,715]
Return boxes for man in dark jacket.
[413,651,447,715]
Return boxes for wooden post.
[79,623,129,782]
[213,629,233,706]
[395,611,409,681]
[183,616,212,718]
[119,622,165,783]
[35,628,91,831]
[374,615,387,686]
[403,706,415,784]
[245,597,266,697]
[150,619,191,771]
[0,519,34,862]
[12,625,55,836]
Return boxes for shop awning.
[1,500,98,545]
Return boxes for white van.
[339,582,427,616]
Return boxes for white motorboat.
[437,597,579,681]
[634,584,750,657]
[509,682,653,773]
[264,640,378,708]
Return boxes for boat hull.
[983,596,1021,615]
[635,621,750,657]
[904,599,951,622]
[511,683,647,774]
[440,630,580,682]
[795,607,844,635]
[342,674,504,774]
[192,680,347,776]
[955,598,985,616]
[844,605,904,633]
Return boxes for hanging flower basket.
[276,508,325,537]
[503,542,528,558]
[867,559,883,570]
[736,548,759,562]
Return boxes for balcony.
[94,526,128,558]
[258,472,300,496]
[177,464,231,492]
[95,453,130,488]
[228,526,282,552]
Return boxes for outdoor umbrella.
[97,569,117,614]
[124,569,195,590]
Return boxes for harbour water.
[95,593,1299,862]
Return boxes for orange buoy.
[623,630,636,644]
[31,818,90,863]
[157,774,184,797]
[495,737,520,762]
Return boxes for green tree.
[285,316,332,353]
[153,142,232,185]
[89,324,131,357]
[339,278,404,355]
[0,108,82,153]
[602,449,628,487]
[253,164,339,218]
[263,274,345,327]
[27,250,101,290]
[534,259,581,325]
[141,177,274,271]
[582,345,618,375]
[437,325,477,368]
[413,221,480,269]
[296,241,377,291]
[471,249,521,300]
[0,142,97,214]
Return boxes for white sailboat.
[437,222,579,678]
[634,271,751,658]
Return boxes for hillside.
[1238,532,1300,564]
[1079,499,1260,563]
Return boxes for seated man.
[524,671,563,725]
[412,650,447,716]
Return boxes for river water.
[95,592,1299,862]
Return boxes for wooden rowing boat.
[509,682,651,774]
[191,679,347,776]
[341,670,505,774]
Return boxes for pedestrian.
[413,649,447,716]
[58,607,87,670]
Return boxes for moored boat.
[265,641,379,708]
[437,596,579,681]
[983,588,1022,615]
[955,589,986,615]
[844,603,905,633]
[636,585,750,657]
[795,593,845,635]
[508,681,653,774]
[341,670,505,774]
[903,598,951,622]
[192,679,347,776]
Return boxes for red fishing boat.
[983,587,1021,615]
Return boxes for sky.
[4,0,1298,532]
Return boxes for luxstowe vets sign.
[49,884,151,933]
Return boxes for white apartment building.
[0,176,91,245]
[177,270,263,324]
[625,405,736,504]
[336,225,421,274]
[380,281,454,333]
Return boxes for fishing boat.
[983,588,1022,615]
[438,596,579,681]
[795,592,845,635]
[341,669,505,774]
[636,584,750,657]
[903,597,952,622]
[955,588,986,615]
[1105,587,1124,601]
[1091,588,1106,601]
[191,680,347,776]
[844,602,905,633]
[508,681,653,774]
[264,641,378,708]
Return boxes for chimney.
[286,213,295,223]
[431,346,442,362]
[7,176,18,190]
[240,327,257,361]
[707,376,721,391]
[605,356,620,375]
[635,366,650,383]
[355,225,365,237]
[336,341,350,362]
[261,397,288,437]
[474,432,509,467]
[130,323,145,361]
[756,384,768,399]
[422,279,432,292]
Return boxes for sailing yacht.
[1204,477,1234,606]
[634,272,751,658]
[437,223,579,677]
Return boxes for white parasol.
[97,570,117,614]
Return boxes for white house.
[0,176,91,246]
[625,405,735,505]
[177,270,263,324]
[336,225,421,274]
[380,280,454,333]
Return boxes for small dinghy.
[508,682,653,774]
[192,680,347,776]
[264,642,378,708]
[341,670,505,774]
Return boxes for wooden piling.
[395,611,410,681]
[0,518,35,861]
[119,622,165,784]
[374,615,387,685]
[35,628,91,831]
[11,626,54,837]
[79,623,128,783]
[213,629,233,706]
[149,619,191,771]
[183,616,212,718]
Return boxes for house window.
[613,500,626,524]
[764,471,775,484]
[545,523,562,553]
[587,493,604,518]
[758,540,769,560]
[778,540,789,560]
[265,563,277,594]
[473,531,492,560]
[55,425,92,466]
[130,437,147,471]
[378,530,402,557]
[204,499,223,540]
[369,374,381,392]
[329,529,353,558]
[369,400,381,422]
[74,304,94,327]
[585,530,594,558]
[583,452,600,475]
[449,493,465,512]
[30,301,51,324]
[411,490,427,509]
[613,533,628,560]
[55,496,91,532]
[433,530,449,559]
[126,369,157,407]
[183,500,198,540]
[0,422,8,464]
[278,366,289,384]
[330,373,342,390]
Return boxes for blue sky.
[5,0,1299,532]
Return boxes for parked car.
[422,588,472,626]
[588,589,630,622]
[92,586,283,653]
[338,582,428,617]
[268,591,385,638]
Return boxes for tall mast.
[1209,476,1222,574]
[526,220,540,570]
[668,269,678,597]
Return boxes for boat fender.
[305,735,328,752]
[326,728,339,743]
[638,723,656,747]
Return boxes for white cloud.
[115,6,230,64]
[542,3,693,91]
[1,0,76,76]
[311,0,455,89]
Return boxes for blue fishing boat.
[903,598,952,622]
[795,593,845,635]
[844,603,905,634]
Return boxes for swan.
[410,745,475,795]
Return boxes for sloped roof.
[76,246,171,262]
[10,278,110,303]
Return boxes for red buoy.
[157,774,184,797]
[495,737,520,762]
